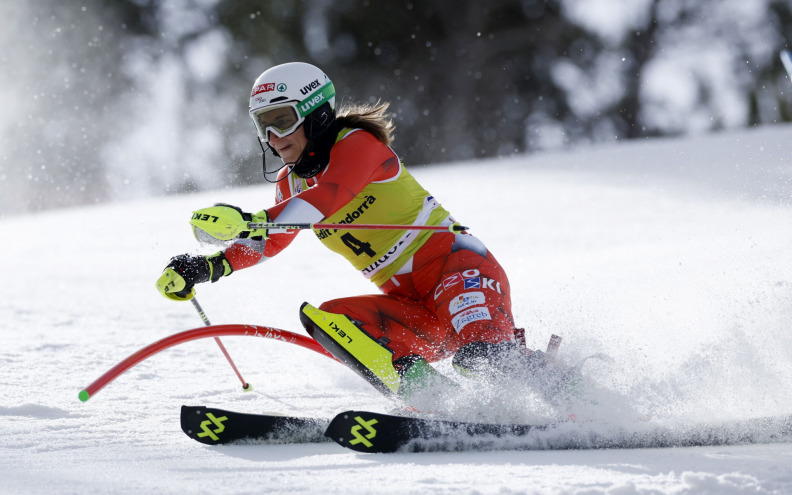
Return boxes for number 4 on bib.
[341,232,375,256]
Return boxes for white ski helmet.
[249,62,336,144]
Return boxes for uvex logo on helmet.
[299,92,327,115]
[300,79,321,95]
[251,83,276,97]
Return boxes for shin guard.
[300,302,402,396]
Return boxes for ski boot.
[452,340,585,404]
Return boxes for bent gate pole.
[79,325,338,402]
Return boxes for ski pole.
[782,49,792,80]
[191,297,252,391]
[191,205,469,242]
[246,222,468,232]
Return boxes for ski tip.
[78,390,90,402]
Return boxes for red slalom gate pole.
[78,324,337,402]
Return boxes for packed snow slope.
[1,125,791,494]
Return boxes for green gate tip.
[78,390,90,402]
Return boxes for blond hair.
[335,101,395,145]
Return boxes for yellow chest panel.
[314,164,450,286]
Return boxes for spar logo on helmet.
[251,82,276,97]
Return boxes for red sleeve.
[222,168,298,270]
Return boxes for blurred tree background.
[1,0,791,215]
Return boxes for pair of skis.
[181,405,792,454]
[181,405,551,453]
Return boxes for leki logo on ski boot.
[349,416,378,448]
[197,412,228,442]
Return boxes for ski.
[325,410,552,453]
[180,405,331,445]
[325,410,792,454]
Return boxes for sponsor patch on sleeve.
[451,307,492,333]
[448,291,486,316]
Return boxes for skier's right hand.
[155,252,232,301]
[190,204,269,243]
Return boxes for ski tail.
[180,405,330,445]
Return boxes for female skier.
[155,62,559,407]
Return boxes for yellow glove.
[156,267,196,301]
[190,204,269,244]
[155,252,232,301]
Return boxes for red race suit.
[222,128,516,363]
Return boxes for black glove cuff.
[206,252,232,283]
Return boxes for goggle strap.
[297,82,336,118]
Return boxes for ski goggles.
[251,82,335,142]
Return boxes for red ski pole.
[191,297,252,391]
[247,221,468,232]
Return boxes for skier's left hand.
[156,266,196,301]
[155,252,232,301]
